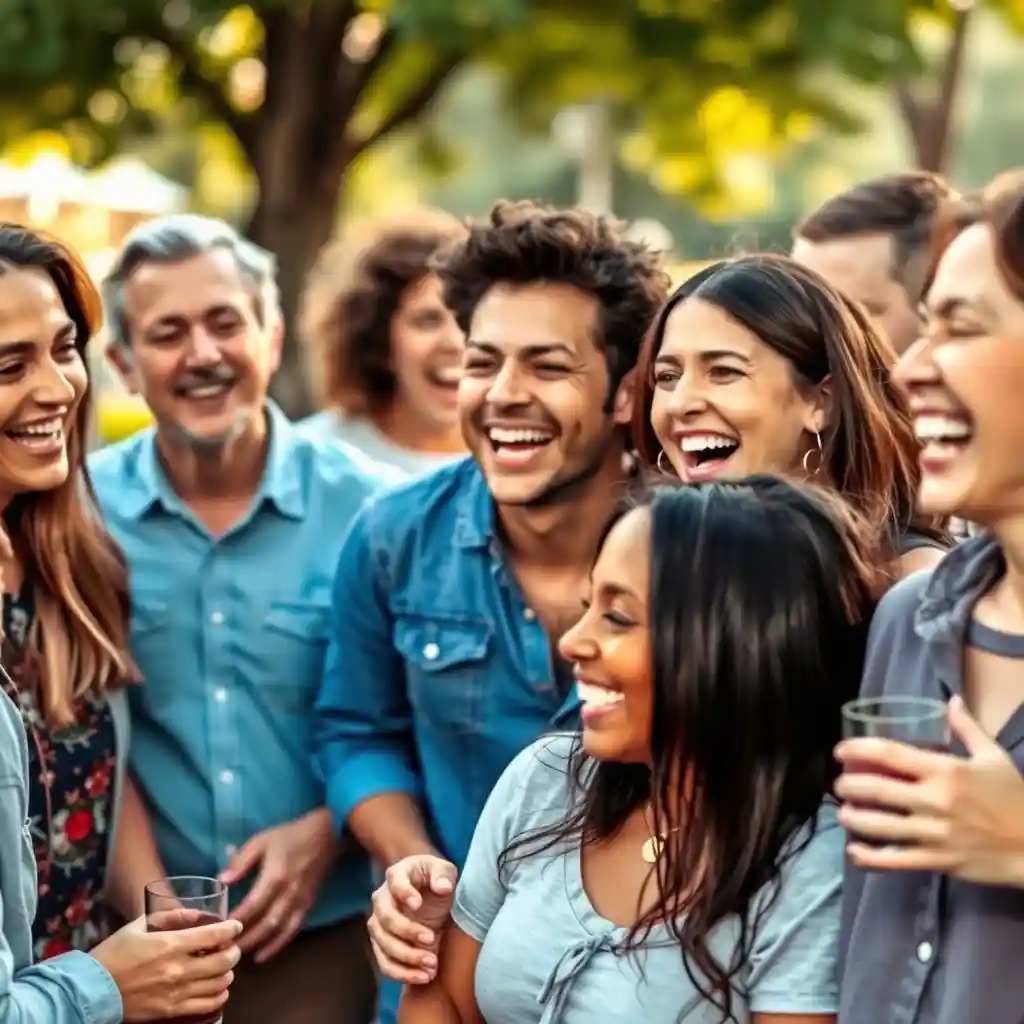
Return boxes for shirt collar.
[452,461,495,550]
[119,401,305,522]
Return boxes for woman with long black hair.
[397,476,880,1024]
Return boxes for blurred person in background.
[835,171,1024,1024]
[399,476,880,1024]
[792,171,956,354]
[299,210,468,477]
[0,223,241,1022]
[633,254,950,579]
[92,214,387,1024]
[314,200,669,1024]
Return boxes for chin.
[917,477,973,518]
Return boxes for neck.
[156,412,269,502]
[988,513,1024,632]
[372,402,465,455]
[498,452,626,568]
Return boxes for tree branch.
[348,51,466,159]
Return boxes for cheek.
[649,389,672,442]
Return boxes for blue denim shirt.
[0,687,122,1023]
[89,404,389,929]
[313,457,580,1020]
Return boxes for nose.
[33,358,77,406]
[485,360,530,406]
[664,372,709,418]
[184,326,222,366]
[558,611,598,665]
[439,313,465,354]
[893,334,939,390]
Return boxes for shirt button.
[225,844,237,857]
[423,642,440,661]
[210,611,225,626]
[213,688,228,703]
[524,608,536,622]
[219,769,235,785]
[916,940,933,964]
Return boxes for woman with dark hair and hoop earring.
[398,475,881,1024]
[0,223,241,1022]
[633,254,950,580]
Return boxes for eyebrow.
[466,340,577,359]
[0,320,76,358]
[925,295,996,320]
[594,580,640,603]
[653,348,753,365]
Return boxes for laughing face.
[649,298,827,483]
[390,273,464,431]
[0,267,87,505]
[559,506,652,763]
[111,248,280,449]
[459,281,628,506]
[897,222,1024,523]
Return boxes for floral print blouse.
[1,585,118,960]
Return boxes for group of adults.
[0,163,1019,1024]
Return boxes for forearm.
[348,793,437,867]
[398,982,466,1024]
[106,775,166,919]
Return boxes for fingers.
[220,835,266,886]
[428,860,458,896]
[834,771,924,813]
[172,989,231,1019]
[232,866,285,929]
[252,907,305,964]
[372,885,436,948]
[385,861,423,911]
[367,911,438,977]
[847,841,958,873]
[368,931,434,986]
[947,694,999,756]
[836,804,949,845]
[179,918,243,953]
[237,890,305,956]
[182,970,235,999]
[835,737,957,779]
[183,943,241,980]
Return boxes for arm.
[106,775,166,920]
[398,925,482,1024]
[0,782,123,1024]
[313,506,436,866]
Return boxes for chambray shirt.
[313,458,580,1023]
[88,403,390,929]
[0,686,122,1023]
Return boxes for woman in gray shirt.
[400,476,881,1024]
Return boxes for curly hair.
[431,200,671,396]
[300,209,466,414]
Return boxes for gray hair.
[101,213,280,348]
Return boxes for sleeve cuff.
[325,751,422,829]
[48,949,124,1024]
[450,894,488,944]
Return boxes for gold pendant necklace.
[642,805,678,864]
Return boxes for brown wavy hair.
[299,209,466,414]
[927,169,1024,297]
[632,254,949,551]
[431,200,671,399]
[0,224,133,726]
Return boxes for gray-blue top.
[451,735,843,1024]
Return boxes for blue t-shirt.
[452,735,843,1023]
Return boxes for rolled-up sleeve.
[313,505,420,831]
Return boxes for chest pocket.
[258,601,331,714]
[394,617,490,735]
[129,595,174,704]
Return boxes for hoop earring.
[801,432,824,477]
[656,450,674,476]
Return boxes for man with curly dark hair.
[313,199,669,1024]
[792,171,958,354]
[298,210,467,476]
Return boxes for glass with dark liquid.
[144,876,230,1024]
[840,696,950,847]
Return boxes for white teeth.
[9,417,63,436]
[433,367,461,384]
[576,682,625,707]
[488,428,553,445]
[679,434,738,453]
[913,415,972,442]
[184,384,231,399]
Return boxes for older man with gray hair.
[89,213,387,1023]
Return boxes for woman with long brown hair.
[0,223,241,1021]
[633,254,949,577]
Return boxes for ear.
[612,368,636,427]
[802,374,832,437]
[267,317,284,375]
[106,339,140,395]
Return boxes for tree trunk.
[894,6,973,173]
[246,182,340,419]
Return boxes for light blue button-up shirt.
[89,403,391,929]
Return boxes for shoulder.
[289,427,401,496]
[869,569,932,642]
[357,456,479,538]
[488,733,582,835]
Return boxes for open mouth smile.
[5,415,66,454]
[674,432,741,481]
[486,426,556,470]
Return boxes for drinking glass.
[840,695,950,847]
[144,876,229,1024]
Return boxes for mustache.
[173,365,238,393]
